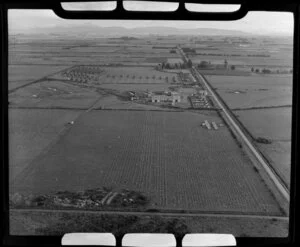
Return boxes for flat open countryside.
[9,80,100,109]
[237,108,292,188]
[206,75,292,109]
[8,65,70,91]
[11,110,282,214]
[207,74,292,189]
[8,11,293,237]
[9,109,83,180]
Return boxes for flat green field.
[236,108,292,140]
[11,110,282,214]
[9,109,82,181]
[8,65,69,90]
[206,75,292,189]
[236,108,292,188]
[98,67,177,84]
[9,80,100,109]
[9,40,179,66]
[207,75,292,109]
[98,83,172,92]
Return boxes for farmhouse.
[151,91,181,103]
[198,90,208,96]
[179,72,193,83]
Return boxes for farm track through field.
[9,208,288,220]
[8,106,220,114]
[100,83,170,84]
[9,106,88,111]
[8,66,76,94]
[10,63,75,66]
[11,109,284,214]
[11,93,106,185]
[10,62,286,214]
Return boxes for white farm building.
[151,91,181,103]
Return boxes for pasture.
[8,65,69,90]
[189,36,292,68]
[9,39,180,67]
[207,75,292,109]
[98,83,173,92]
[258,141,291,189]
[9,80,100,109]
[11,110,282,215]
[97,67,177,84]
[236,108,292,188]
[206,74,292,189]
[55,66,179,84]
[9,109,82,181]
[236,108,292,140]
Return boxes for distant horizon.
[8,9,293,37]
[10,24,293,38]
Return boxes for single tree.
[187,59,193,68]
[224,59,228,69]
[199,61,209,69]
[262,68,271,74]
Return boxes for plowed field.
[11,110,282,215]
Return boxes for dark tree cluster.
[198,61,211,69]
[251,67,292,74]
[160,61,192,70]
[182,47,196,54]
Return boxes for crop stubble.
[11,110,282,215]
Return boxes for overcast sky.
[8,2,294,36]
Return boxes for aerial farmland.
[206,74,292,190]
[8,17,292,237]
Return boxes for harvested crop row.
[11,111,282,215]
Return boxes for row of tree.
[160,59,193,70]
[197,60,235,70]
[251,67,293,74]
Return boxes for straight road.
[10,208,288,220]
[191,66,289,202]
[176,47,289,202]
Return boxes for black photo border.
[1,1,299,246]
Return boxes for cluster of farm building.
[58,64,213,109]
[128,90,181,105]
[128,89,211,108]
